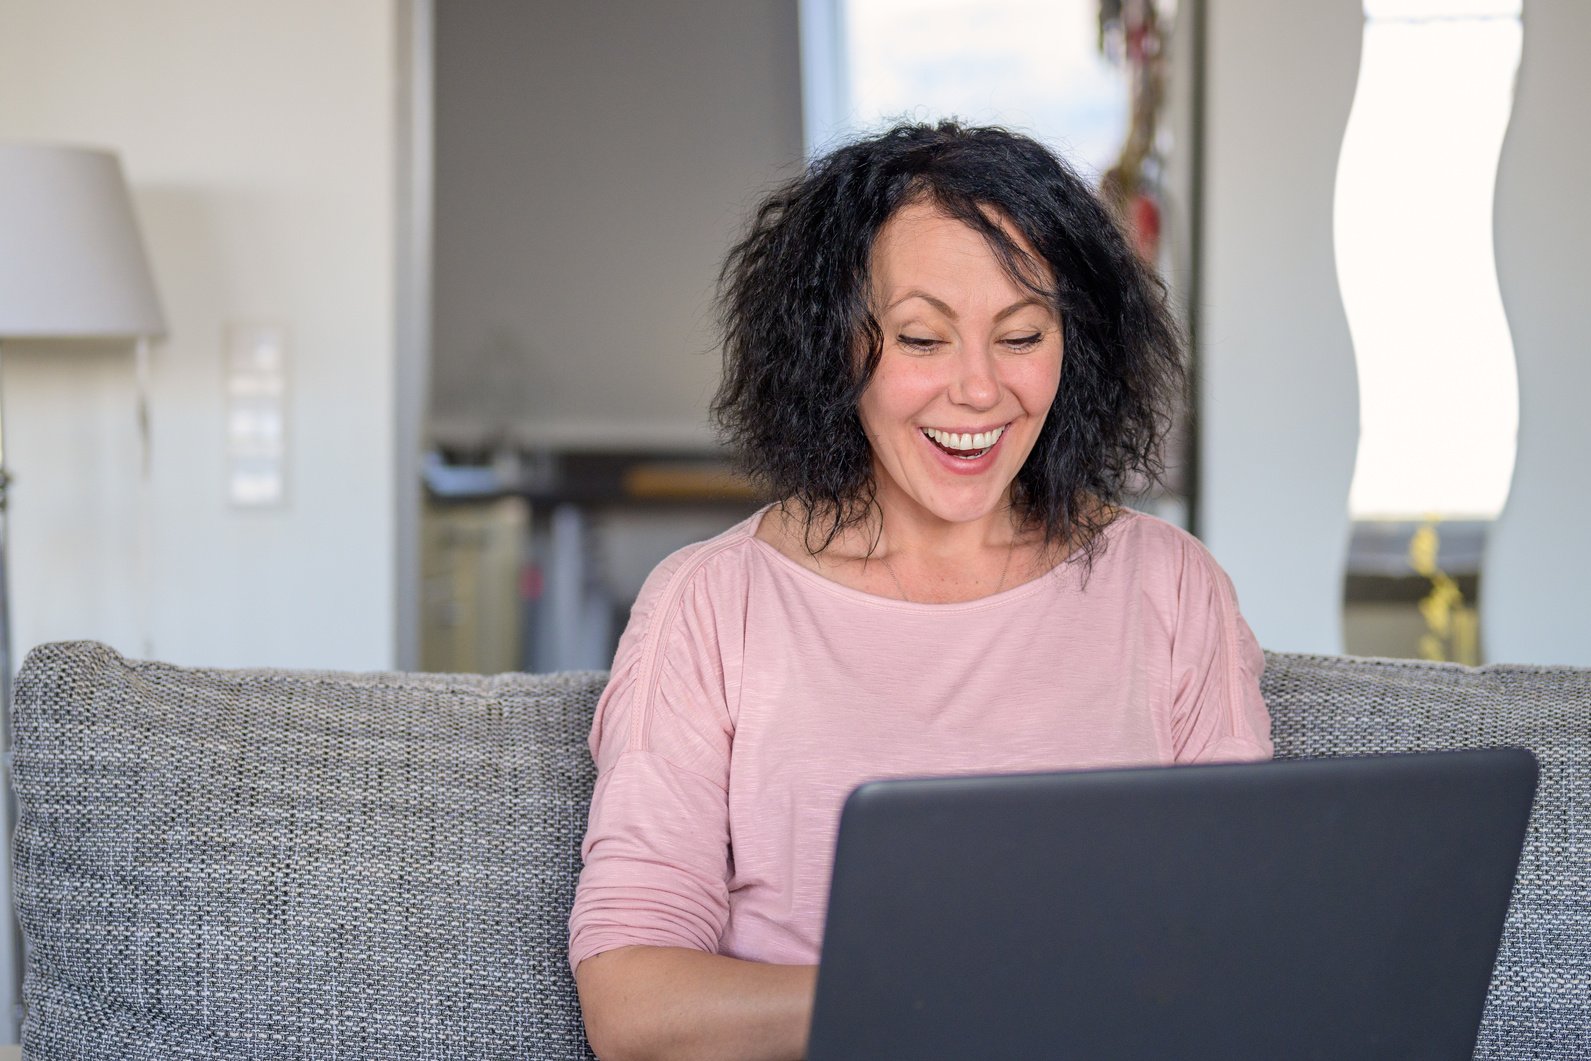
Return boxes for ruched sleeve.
[1168,538,1274,764]
[567,539,744,972]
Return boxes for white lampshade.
[0,142,166,338]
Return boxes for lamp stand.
[0,339,20,1041]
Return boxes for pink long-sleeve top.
[568,507,1272,971]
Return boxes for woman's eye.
[1003,333,1044,351]
[898,335,942,351]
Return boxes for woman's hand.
[576,946,819,1061]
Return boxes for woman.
[570,121,1272,1061]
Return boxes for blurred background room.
[1,0,1586,703]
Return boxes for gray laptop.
[808,748,1536,1060]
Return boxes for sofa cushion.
[1263,651,1590,1060]
[12,640,604,1060]
[10,642,1588,1058]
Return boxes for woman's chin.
[887,482,1015,528]
[873,441,1030,529]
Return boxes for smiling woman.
[568,121,1271,1061]
[713,122,1183,577]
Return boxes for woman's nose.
[949,341,1000,409]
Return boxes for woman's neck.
[756,497,1053,604]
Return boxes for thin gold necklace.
[877,538,1016,603]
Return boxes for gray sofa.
[10,639,1589,1059]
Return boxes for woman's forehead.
[869,200,1053,303]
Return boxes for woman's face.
[858,200,1063,532]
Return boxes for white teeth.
[923,425,1006,451]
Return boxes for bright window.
[799,0,1131,179]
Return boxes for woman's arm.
[576,946,818,1061]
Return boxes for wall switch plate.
[225,323,288,507]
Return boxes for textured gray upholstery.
[10,640,1589,1058]
[12,641,604,1060]
[1263,652,1590,1060]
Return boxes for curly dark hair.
[712,119,1183,564]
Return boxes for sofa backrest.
[10,641,1589,1058]
[1264,651,1590,1059]
[13,640,606,1060]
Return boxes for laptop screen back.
[808,749,1536,1060]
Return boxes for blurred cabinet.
[420,497,527,674]
[422,448,764,674]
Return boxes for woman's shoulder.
[1094,506,1233,589]
[589,515,766,773]
[1092,508,1262,681]
[627,508,769,625]
[1105,506,1204,551]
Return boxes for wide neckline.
[740,505,1134,612]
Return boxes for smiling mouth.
[921,424,1007,460]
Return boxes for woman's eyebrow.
[993,297,1050,323]
[885,290,957,318]
[883,291,1050,323]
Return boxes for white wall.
[1484,0,1591,666]
[0,0,400,670]
[1199,0,1364,655]
[430,0,804,449]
